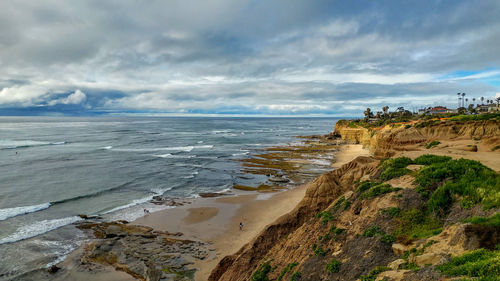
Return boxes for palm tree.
[496,97,500,105]
[465,98,468,107]
[382,106,389,117]
[364,108,373,122]
[472,98,476,107]
[457,93,461,108]
[481,97,484,104]
[461,93,466,107]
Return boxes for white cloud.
[48,90,86,106]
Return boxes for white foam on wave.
[102,195,155,215]
[102,146,113,150]
[102,186,173,215]
[110,145,213,153]
[51,141,66,145]
[155,153,196,159]
[0,203,51,221]
[0,216,83,245]
[0,140,50,149]
[232,151,249,156]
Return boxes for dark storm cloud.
[0,0,499,115]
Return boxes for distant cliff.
[334,119,500,158]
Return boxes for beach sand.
[133,143,368,281]
[50,144,368,281]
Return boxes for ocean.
[0,116,338,280]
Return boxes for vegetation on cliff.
[214,149,499,281]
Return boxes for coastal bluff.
[334,119,500,160]
[209,119,500,281]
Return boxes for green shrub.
[314,246,326,256]
[343,200,351,210]
[404,124,412,129]
[316,211,335,225]
[362,226,384,237]
[325,259,342,273]
[413,154,451,165]
[399,262,420,270]
[463,213,500,227]
[425,141,440,149]
[361,183,401,199]
[379,157,413,181]
[360,266,390,281]
[357,180,380,192]
[415,158,500,214]
[381,234,396,244]
[251,261,272,281]
[437,248,500,279]
[450,112,500,122]
[381,207,401,217]
[332,196,346,212]
[330,226,345,235]
[277,262,298,281]
[380,168,411,181]
[290,271,302,281]
[394,208,442,239]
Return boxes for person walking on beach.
[239,222,244,230]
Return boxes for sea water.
[0,116,338,280]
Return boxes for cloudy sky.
[0,0,499,116]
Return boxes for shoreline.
[46,143,369,281]
[134,143,369,280]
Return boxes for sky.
[0,0,499,116]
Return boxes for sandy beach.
[47,143,368,281]
[133,143,368,280]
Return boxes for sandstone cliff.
[334,120,500,158]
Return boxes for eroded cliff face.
[208,157,380,281]
[334,120,500,158]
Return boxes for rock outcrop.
[76,222,212,281]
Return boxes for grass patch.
[415,158,500,214]
[330,226,345,235]
[325,259,342,273]
[313,245,326,256]
[436,248,500,280]
[380,234,396,244]
[379,157,413,181]
[277,262,298,281]
[463,213,500,227]
[315,211,335,225]
[251,261,272,281]
[362,226,384,237]
[449,112,500,122]
[381,207,401,217]
[360,183,401,199]
[290,271,302,281]
[357,180,380,192]
[413,154,451,165]
[425,141,440,149]
[360,266,390,281]
[394,208,442,240]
